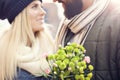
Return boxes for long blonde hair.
[0,6,54,80]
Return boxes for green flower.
[74,48,80,54]
[79,67,84,73]
[65,45,74,52]
[57,49,66,54]
[85,77,91,80]
[63,59,69,65]
[87,72,93,78]
[75,74,81,80]
[59,62,66,70]
[55,60,62,65]
[47,54,55,60]
[56,54,66,60]
[88,65,94,71]
[70,42,78,48]
[79,74,85,80]
[78,45,86,53]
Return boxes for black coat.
[62,1,120,80]
[83,2,120,80]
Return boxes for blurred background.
[42,0,64,38]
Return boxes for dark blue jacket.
[15,68,51,80]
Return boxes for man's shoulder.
[100,1,120,22]
[107,0,120,14]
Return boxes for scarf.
[17,37,53,76]
[56,0,110,47]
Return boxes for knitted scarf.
[17,36,53,76]
[56,0,110,47]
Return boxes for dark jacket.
[64,1,120,80]
[84,2,120,80]
[15,68,51,80]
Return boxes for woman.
[0,0,54,80]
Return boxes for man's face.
[54,0,83,19]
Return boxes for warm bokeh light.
[111,0,120,3]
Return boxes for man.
[53,0,120,80]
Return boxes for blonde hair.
[0,6,54,80]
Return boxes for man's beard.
[64,0,83,19]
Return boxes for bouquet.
[47,43,94,80]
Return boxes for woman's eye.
[32,4,38,9]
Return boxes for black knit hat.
[0,0,42,23]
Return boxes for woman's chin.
[33,27,44,33]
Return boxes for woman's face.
[27,0,46,32]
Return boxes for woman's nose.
[53,0,58,2]
[39,7,46,16]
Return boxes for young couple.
[0,0,120,80]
